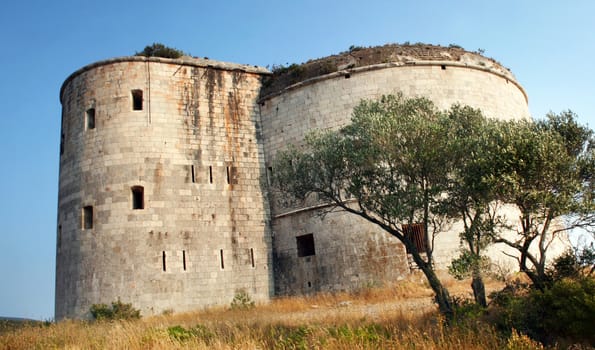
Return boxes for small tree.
[135,43,185,59]
[440,105,508,307]
[493,112,595,290]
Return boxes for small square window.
[57,225,62,251]
[296,233,315,257]
[60,133,65,155]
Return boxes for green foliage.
[348,45,365,52]
[491,111,595,289]
[273,93,458,317]
[167,325,193,341]
[89,300,141,321]
[274,93,453,242]
[230,289,255,310]
[267,325,313,350]
[549,245,595,280]
[135,43,185,59]
[270,63,303,77]
[538,110,593,158]
[167,324,214,343]
[451,297,486,325]
[449,251,491,280]
[491,277,595,345]
[441,105,506,306]
[328,324,387,344]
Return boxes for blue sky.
[0,1,593,320]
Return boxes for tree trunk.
[410,250,454,320]
[471,264,487,307]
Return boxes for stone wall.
[272,204,408,295]
[260,63,529,162]
[56,58,272,319]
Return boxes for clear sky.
[0,0,593,320]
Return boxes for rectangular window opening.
[441,64,446,70]
[296,233,316,257]
[209,166,213,184]
[226,166,231,184]
[162,251,166,271]
[57,225,62,250]
[220,249,225,269]
[191,165,195,183]
[267,166,273,185]
[132,186,144,209]
[250,248,255,268]
[132,89,143,111]
[60,133,65,155]
[182,250,187,271]
[86,108,96,130]
[82,206,93,230]
[402,223,427,253]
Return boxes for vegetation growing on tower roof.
[135,43,186,59]
[260,43,507,98]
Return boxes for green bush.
[448,251,491,280]
[167,324,214,343]
[230,289,255,310]
[267,325,313,350]
[451,297,486,325]
[550,246,595,280]
[135,43,185,59]
[90,300,141,321]
[490,277,595,345]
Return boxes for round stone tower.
[56,56,273,319]
[258,44,530,295]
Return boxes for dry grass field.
[0,274,550,350]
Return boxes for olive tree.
[274,94,457,317]
[440,106,507,307]
[493,112,595,290]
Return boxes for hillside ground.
[1,272,555,350]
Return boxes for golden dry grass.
[1,275,544,350]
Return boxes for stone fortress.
[56,44,542,319]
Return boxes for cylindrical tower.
[259,44,530,295]
[56,56,272,319]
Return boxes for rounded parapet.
[60,55,269,104]
[260,43,525,102]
